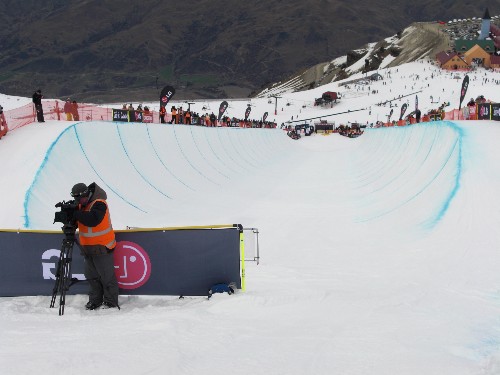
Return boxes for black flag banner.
[218,101,229,121]
[415,95,419,111]
[459,75,469,110]
[245,106,251,120]
[399,103,408,120]
[160,86,175,109]
[263,112,268,122]
[388,108,394,121]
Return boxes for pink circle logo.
[113,241,152,289]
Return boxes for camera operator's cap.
[71,183,88,198]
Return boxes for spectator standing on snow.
[0,105,6,132]
[159,106,166,123]
[64,98,73,121]
[32,89,45,123]
[171,106,177,124]
[72,100,80,121]
[178,107,184,124]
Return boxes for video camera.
[53,200,79,226]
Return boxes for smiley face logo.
[113,241,151,289]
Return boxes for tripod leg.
[50,237,76,315]
[50,250,65,308]
[58,240,74,316]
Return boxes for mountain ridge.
[0,0,495,102]
[256,21,452,97]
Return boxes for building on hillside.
[463,44,492,67]
[479,8,492,40]
[491,24,500,50]
[436,51,469,70]
[491,54,500,69]
[454,39,495,54]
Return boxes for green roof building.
[454,39,495,53]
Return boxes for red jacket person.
[71,182,119,310]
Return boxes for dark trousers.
[35,104,44,122]
[84,252,119,306]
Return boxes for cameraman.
[71,182,119,310]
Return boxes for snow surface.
[1,61,500,374]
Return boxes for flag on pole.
[459,75,470,110]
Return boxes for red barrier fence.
[3,101,498,135]
[0,112,8,139]
[379,104,499,127]
[3,100,174,132]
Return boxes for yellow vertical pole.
[240,230,246,291]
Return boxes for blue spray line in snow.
[23,124,76,228]
[428,121,463,226]
[225,128,259,169]
[74,126,148,213]
[204,128,240,176]
[145,125,196,191]
[237,130,267,165]
[189,125,229,180]
[116,124,172,199]
[216,127,250,172]
[171,124,219,186]
[23,123,147,228]
[241,130,267,164]
[358,125,441,192]
[356,121,463,228]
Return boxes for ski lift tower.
[271,95,281,115]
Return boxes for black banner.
[112,109,143,123]
[478,103,491,120]
[492,103,500,121]
[415,95,419,111]
[399,103,408,120]
[245,106,251,120]
[0,226,241,297]
[263,112,268,122]
[130,111,143,123]
[388,108,394,121]
[112,109,129,122]
[459,75,469,110]
[160,85,175,109]
[218,101,228,121]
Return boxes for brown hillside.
[0,0,495,102]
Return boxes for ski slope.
[1,118,500,374]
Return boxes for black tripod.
[50,222,81,316]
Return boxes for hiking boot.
[85,301,103,310]
[102,301,117,309]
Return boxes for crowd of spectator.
[118,104,277,128]
[337,124,364,138]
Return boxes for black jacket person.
[71,182,119,310]
[32,90,45,123]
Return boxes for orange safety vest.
[78,199,116,249]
